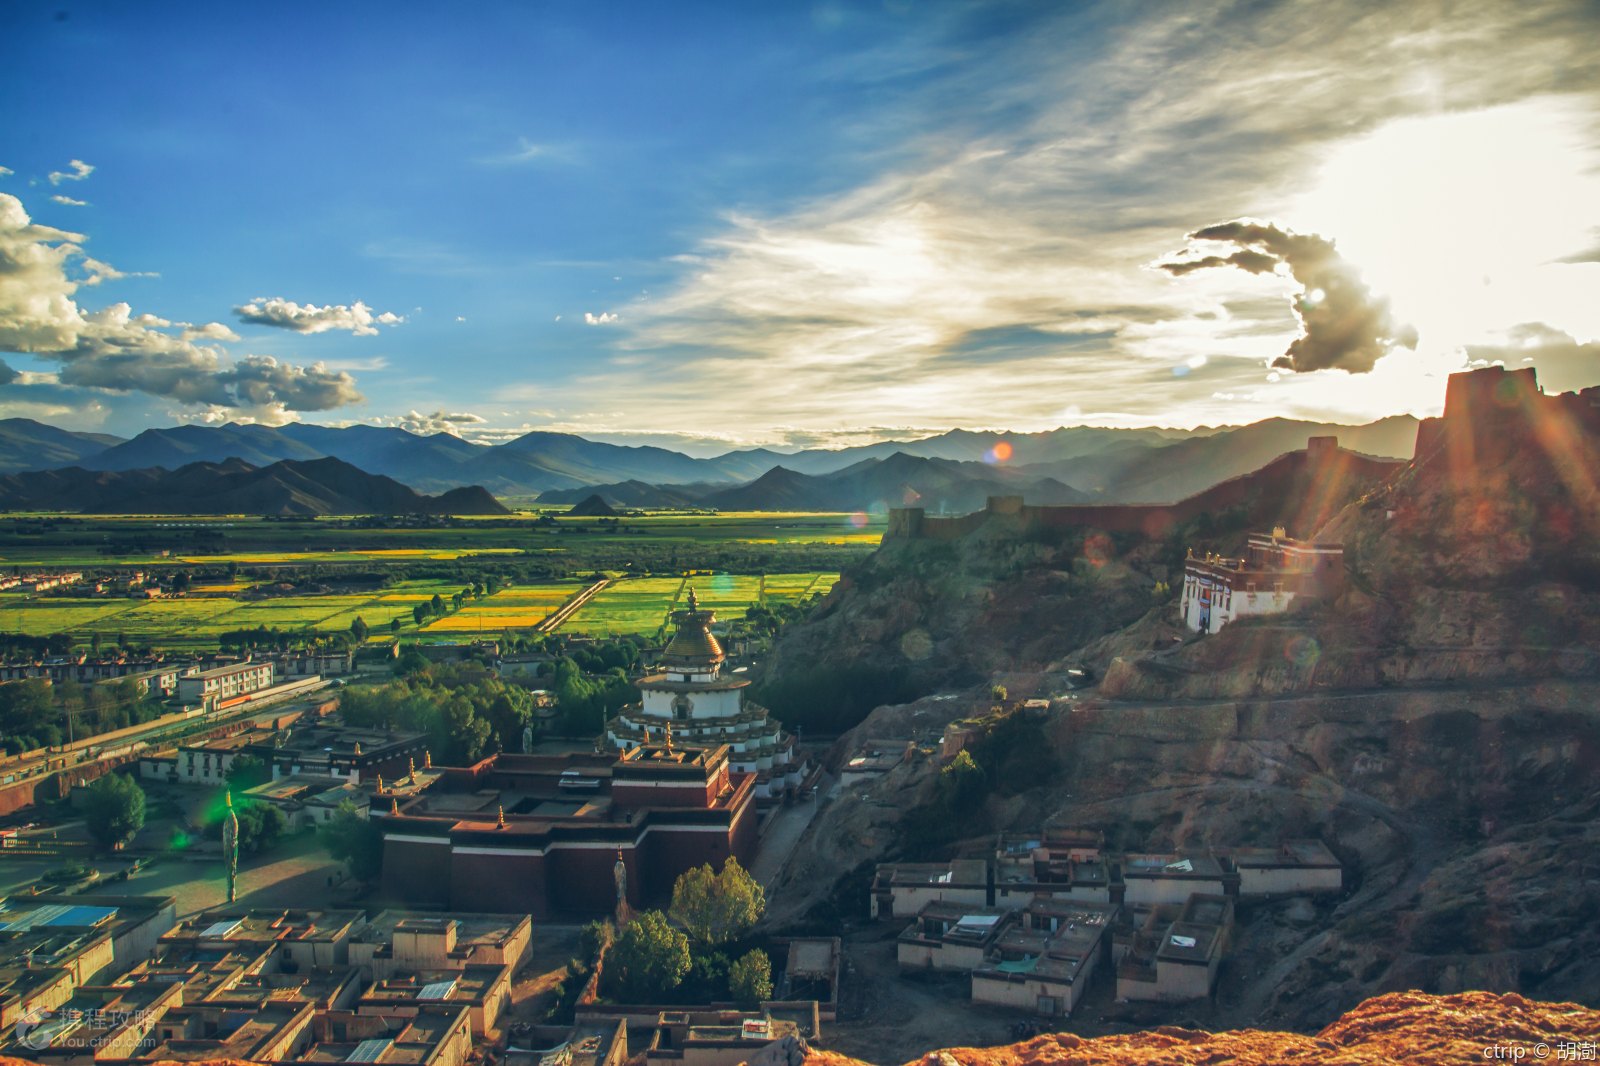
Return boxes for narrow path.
[536,577,609,634]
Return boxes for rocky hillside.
[1098,370,1600,701]
[805,991,1599,1066]
[756,439,1397,731]
[769,680,1600,1032]
[759,371,1600,1035]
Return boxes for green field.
[0,571,839,646]
[562,571,838,636]
[0,510,872,649]
[0,511,885,569]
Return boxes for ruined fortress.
[885,366,1600,543]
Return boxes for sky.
[2,0,1598,455]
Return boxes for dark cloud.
[1160,219,1417,373]
[1159,249,1279,277]
[1463,323,1600,395]
[55,346,360,413]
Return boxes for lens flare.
[1284,635,1321,668]
[849,511,869,528]
[990,440,1013,463]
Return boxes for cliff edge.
[807,991,1600,1066]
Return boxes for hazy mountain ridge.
[0,415,1417,500]
[0,418,128,472]
[0,456,508,516]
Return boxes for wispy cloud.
[50,194,89,207]
[477,137,579,166]
[48,159,94,185]
[567,0,1600,435]
[584,311,619,326]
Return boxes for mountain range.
[0,413,1419,513]
[0,457,508,516]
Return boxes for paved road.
[750,774,832,890]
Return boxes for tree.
[430,593,445,614]
[413,602,428,625]
[432,694,492,765]
[83,773,146,852]
[210,796,287,855]
[350,616,369,643]
[318,800,384,881]
[225,754,270,791]
[729,949,772,1008]
[669,857,765,947]
[602,910,690,1001]
[390,618,402,634]
[395,648,431,676]
[939,749,987,814]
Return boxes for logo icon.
[15,1007,55,1051]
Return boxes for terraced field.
[422,585,584,632]
[558,571,838,636]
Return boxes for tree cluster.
[83,772,146,852]
[0,677,166,754]
[318,799,384,880]
[337,661,546,763]
[546,657,638,736]
[597,858,771,1006]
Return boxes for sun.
[1289,97,1600,358]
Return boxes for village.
[0,523,1359,1064]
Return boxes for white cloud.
[0,166,13,177]
[391,409,489,436]
[48,160,93,185]
[0,192,363,421]
[180,321,241,342]
[584,311,619,326]
[234,297,406,336]
[50,195,88,207]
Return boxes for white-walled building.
[871,860,991,920]
[177,659,275,706]
[1179,528,1345,635]
[970,900,1118,1017]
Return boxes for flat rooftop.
[785,938,837,978]
[1227,840,1340,868]
[161,907,364,947]
[358,911,531,952]
[882,860,989,887]
[1120,853,1226,880]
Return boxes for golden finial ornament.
[408,756,416,779]
[424,750,432,769]
[497,805,506,829]
[391,797,399,815]
[376,773,384,793]
[664,721,673,754]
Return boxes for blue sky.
[2,0,1598,453]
